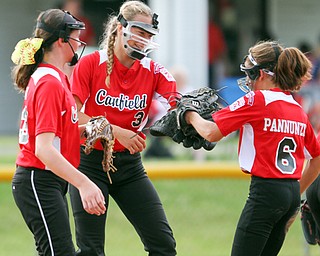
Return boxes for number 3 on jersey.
[276,137,297,174]
[132,111,145,127]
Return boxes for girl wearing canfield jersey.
[69,1,176,255]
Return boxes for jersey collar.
[114,54,140,73]
[38,62,69,85]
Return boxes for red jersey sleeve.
[213,91,259,136]
[152,61,177,108]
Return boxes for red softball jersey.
[71,50,177,151]
[213,88,320,179]
[16,64,80,169]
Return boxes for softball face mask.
[36,10,86,66]
[238,52,275,93]
[237,77,252,93]
[118,14,160,60]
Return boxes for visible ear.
[258,69,265,80]
[56,37,65,47]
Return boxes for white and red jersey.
[71,50,177,151]
[213,88,320,179]
[16,64,80,169]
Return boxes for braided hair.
[99,0,153,87]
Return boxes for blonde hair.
[99,0,153,87]
[247,40,312,91]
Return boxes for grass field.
[1,179,320,256]
[1,135,320,255]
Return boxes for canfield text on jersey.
[95,89,147,111]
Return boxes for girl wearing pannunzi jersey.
[69,1,177,255]
[182,40,320,256]
[10,9,106,256]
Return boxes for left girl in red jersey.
[69,1,177,255]
[182,40,320,256]
[11,9,106,256]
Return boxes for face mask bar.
[239,52,276,91]
[67,37,87,66]
[36,10,86,65]
[122,27,159,60]
[240,53,262,80]
[118,14,160,60]
[61,11,86,66]
[237,77,252,93]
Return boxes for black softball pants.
[12,166,75,256]
[231,176,300,256]
[69,148,176,256]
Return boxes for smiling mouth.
[131,45,144,51]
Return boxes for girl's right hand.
[113,126,146,154]
[78,180,106,215]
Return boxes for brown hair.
[99,0,153,87]
[11,9,66,92]
[247,40,312,91]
